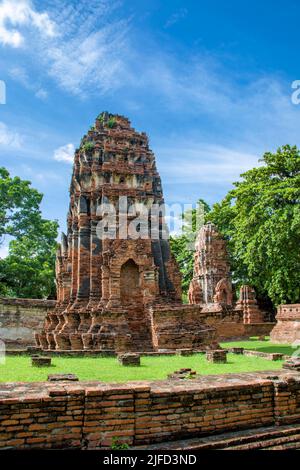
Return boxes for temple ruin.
[188,223,274,339]
[270,304,300,344]
[36,113,216,352]
[188,222,233,306]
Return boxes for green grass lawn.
[220,337,295,356]
[0,353,284,383]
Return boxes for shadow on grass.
[31,364,57,369]
[254,346,294,355]
[119,365,147,369]
[248,337,271,342]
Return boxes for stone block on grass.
[206,349,227,364]
[32,356,51,367]
[47,373,79,382]
[270,353,284,361]
[228,347,244,355]
[118,353,140,366]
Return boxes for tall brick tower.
[188,222,233,306]
[36,113,216,352]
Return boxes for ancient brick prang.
[36,113,216,352]
[188,223,273,338]
[188,222,233,306]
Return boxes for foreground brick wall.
[0,372,299,449]
[0,298,55,348]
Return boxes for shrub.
[83,142,95,152]
[107,117,117,129]
[111,437,130,450]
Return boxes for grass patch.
[221,338,295,356]
[0,353,284,383]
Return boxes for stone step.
[226,432,300,450]
[264,441,300,450]
[136,424,300,450]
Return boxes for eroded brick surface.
[0,298,55,348]
[0,371,299,449]
[118,353,140,366]
[188,223,272,339]
[188,222,233,306]
[206,349,227,363]
[271,304,300,344]
[36,113,216,353]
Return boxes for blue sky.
[1,0,300,255]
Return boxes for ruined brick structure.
[188,223,273,339]
[188,222,233,306]
[270,304,300,344]
[235,285,264,324]
[1,372,300,449]
[0,297,55,348]
[36,113,216,352]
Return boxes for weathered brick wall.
[202,310,274,340]
[151,305,218,350]
[0,373,299,449]
[244,323,275,338]
[0,298,55,348]
[273,376,300,425]
[133,380,274,444]
[270,304,300,344]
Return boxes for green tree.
[0,219,58,299]
[170,199,210,299]
[0,167,59,298]
[209,145,300,307]
[0,167,43,244]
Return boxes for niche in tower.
[120,259,141,304]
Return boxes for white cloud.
[47,21,129,96]
[2,0,300,173]
[0,244,8,259]
[54,143,75,164]
[1,1,130,96]
[35,88,48,100]
[8,66,48,100]
[8,66,29,85]
[157,142,261,184]
[165,8,188,28]
[0,121,22,147]
[136,53,300,153]
[19,164,64,186]
[0,0,56,48]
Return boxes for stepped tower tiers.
[36,113,217,352]
[188,223,272,339]
[188,222,233,307]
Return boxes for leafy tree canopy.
[0,167,58,298]
[0,167,45,244]
[209,145,300,307]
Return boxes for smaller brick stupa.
[36,113,217,353]
[188,222,233,307]
[188,223,273,339]
[235,285,265,324]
